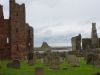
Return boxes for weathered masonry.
[0,0,34,60]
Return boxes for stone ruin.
[71,34,83,57]
[71,23,100,51]
[86,52,97,65]
[82,23,99,50]
[71,34,81,51]
[0,0,34,60]
[71,23,100,67]
[85,49,100,67]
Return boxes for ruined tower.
[9,0,33,59]
[91,23,98,49]
[10,0,26,59]
[0,0,34,60]
[71,34,81,51]
[0,0,34,59]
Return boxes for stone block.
[7,59,20,69]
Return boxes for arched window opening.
[6,37,9,44]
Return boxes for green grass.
[0,58,100,75]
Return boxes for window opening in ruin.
[28,42,31,46]
[7,37,9,44]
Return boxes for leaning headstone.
[27,52,34,65]
[67,54,80,67]
[7,59,20,69]
[35,67,44,75]
[60,57,64,63]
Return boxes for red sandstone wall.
[0,5,11,60]
[0,0,34,60]
[10,0,33,59]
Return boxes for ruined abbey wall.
[0,0,34,60]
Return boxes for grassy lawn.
[0,58,100,75]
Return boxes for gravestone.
[94,54,100,68]
[95,59,100,68]
[7,59,20,69]
[86,53,97,65]
[35,67,44,75]
[60,57,64,63]
[67,54,80,67]
[44,52,51,66]
[49,52,60,69]
[40,58,44,64]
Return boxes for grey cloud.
[1,0,100,47]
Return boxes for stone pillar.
[91,23,98,49]
[71,37,77,51]
[77,34,81,50]
[71,34,81,51]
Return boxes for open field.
[0,58,100,75]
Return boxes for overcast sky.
[0,0,100,47]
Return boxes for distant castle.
[0,0,34,60]
[72,23,100,51]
